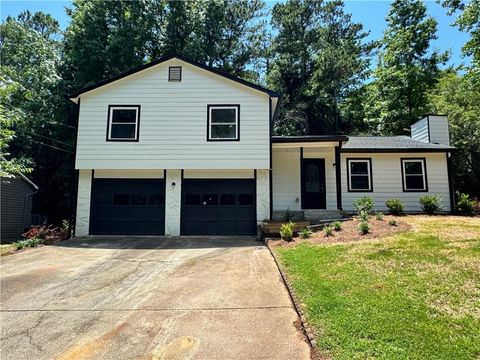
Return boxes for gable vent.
[168,66,182,82]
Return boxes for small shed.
[1,174,38,243]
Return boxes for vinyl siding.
[94,170,165,179]
[341,153,451,212]
[411,117,429,142]
[76,59,270,170]
[183,169,254,179]
[428,115,450,145]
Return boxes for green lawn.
[275,216,480,360]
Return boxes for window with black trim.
[347,159,372,192]
[107,105,140,141]
[402,158,427,191]
[207,105,239,141]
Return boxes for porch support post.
[165,169,182,236]
[75,169,93,237]
[335,142,342,210]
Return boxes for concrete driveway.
[0,237,310,359]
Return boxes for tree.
[365,0,447,135]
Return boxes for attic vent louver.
[168,66,182,82]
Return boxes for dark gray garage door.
[90,179,165,235]
[181,179,256,235]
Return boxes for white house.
[69,56,455,237]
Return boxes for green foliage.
[13,237,44,250]
[375,211,385,221]
[358,221,370,234]
[419,195,443,214]
[455,192,478,216]
[299,228,312,239]
[332,221,343,231]
[324,225,334,237]
[359,210,370,222]
[389,219,398,226]
[284,208,294,222]
[386,198,405,215]
[353,196,375,214]
[280,221,295,241]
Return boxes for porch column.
[165,169,182,236]
[256,169,270,223]
[75,169,92,237]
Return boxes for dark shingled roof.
[342,136,454,152]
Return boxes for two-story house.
[69,55,455,237]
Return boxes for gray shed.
[1,174,38,243]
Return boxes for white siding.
[183,169,254,179]
[341,153,451,212]
[428,115,450,145]
[272,147,337,211]
[94,170,164,178]
[76,59,270,170]
[411,117,429,142]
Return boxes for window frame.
[106,105,141,142]
[168,66,182,82]
[207,104,240,142]
[401,158,428,192]
[347,158,373,192]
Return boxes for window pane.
[351,175,370,190]
[185,193,200,205]
[112,109,137,123]
[406,175,425,190]
[404,161,423,174]
[350,161,368,175]
[210,124,236,139]
[211,108,236,123]
[237,194,254,205]
[113,194,129,205]
[220,194,235,205]
[131,194,147,206]
[111,124,136,139]
[148,194,164,206]
[203,194,218,205]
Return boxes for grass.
[0,244,16,256]
[274,216,480,360]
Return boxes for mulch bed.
[268,215,411,248]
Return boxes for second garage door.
[181,179,256,235]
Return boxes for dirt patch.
[268,215,410,248]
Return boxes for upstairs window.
[207,105,240,141]
[168,66,182,82]
[402,158,427,191]
[107,105,140,141]
[347,158,372,192]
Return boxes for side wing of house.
[71,57,277,237]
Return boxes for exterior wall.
[341,152,451,212]
[76,59,270,170]
[0,177,35,243]
[411,117,429,142]
[165,169,182,236]
[272,147,337,212]
[428,115,450,145]
[75,169,92,237]
[183,169,254,179]
[94,170,164,178]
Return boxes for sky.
[1,0,470,69]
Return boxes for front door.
[302,159,326,209]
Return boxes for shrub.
[375,212,384,221]
[324,225,334,237]
[353,196,375,214]
[455,192,477,216]
[332,221,343,231]
[358,221,370,235]
[359,210,370,222]
[22,225,68,241]
[13,238,44,250]
[280,222,295,241]
[389,219,398,226]
[299,228,312,239]
[386,199,405,215]
[419,195,443,214]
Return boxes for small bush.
[332,221,343,231]
[353,196,375,214]
[358,221,370,235]
[389,219,398,226]
[375,212,384,221]
[13,238,44,250]
[324,225,334,237]
[299,228,312,239]
[455,192,477,216]
[386,199,405,215]
[419,195,443,214]
[280,221,295,241]
[359,210,370,222]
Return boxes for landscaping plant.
[324,225,334,237]
[353,196,375,214]
[358,221,370,235]
[455,192,477,216]
[13,238,44,250]
[419,195,443,214]
[386,198,405,215]
[359,210,370,222]
[389,219,398,226]
[280,222,295,241]
[375,212,384,221]
[299,228,312,239]
[332,221,343,231]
